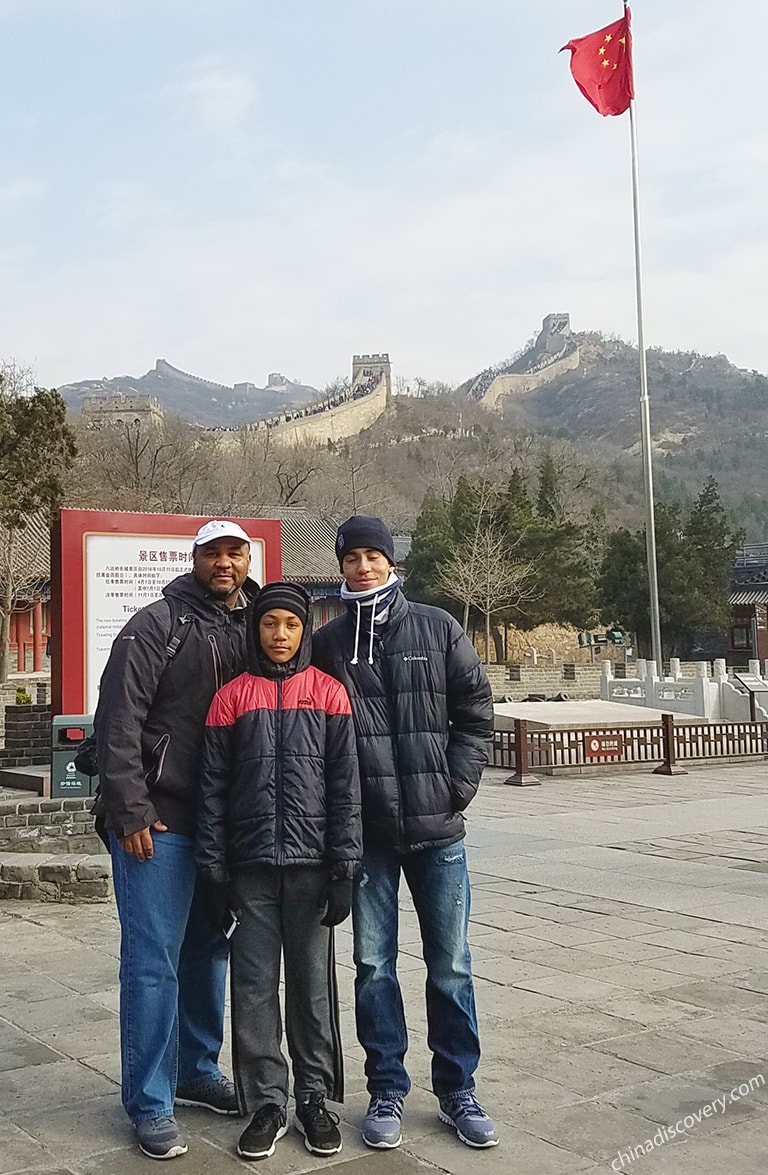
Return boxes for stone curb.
[0,850,112,902]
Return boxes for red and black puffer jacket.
[196,591,362,885]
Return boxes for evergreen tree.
[403,491,454,609]
[598,480,740,658]
[0,375,76,680]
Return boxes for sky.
[1,0,767,393]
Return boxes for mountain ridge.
[58,358,321,427]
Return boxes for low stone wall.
[484,665,507,699]
[0,796,110,901]
[0,853,110,902]
[0,678,49,744]
[0,703,51,768]
[0,796,103,854]
[484,664,606,701]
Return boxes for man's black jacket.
[94,572,258,839]
[312,590,493,853]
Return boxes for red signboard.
[583,733,624,759]
[52,509,282,715]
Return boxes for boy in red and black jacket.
[197,582,361,1162]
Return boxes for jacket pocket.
[450,777,476,813]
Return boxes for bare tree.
[435,528,538,663]
[273,443,322,506]
[68,413,214,514]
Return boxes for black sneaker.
[294,1093,343,1156]
[175,1073,239,1115]
[237,1105,288,1160]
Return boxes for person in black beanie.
[196,581,362,1161]
[313,517,499,1151]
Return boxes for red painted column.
[33,600,44,672]
[12,612,24,671]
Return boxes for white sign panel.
[84,533,263,712]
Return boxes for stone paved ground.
[3,762,768,1173]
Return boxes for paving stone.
[592,991,710,1027]
[411,1122,595,1174]
[674,1013,768,1055]
[586,963,701,994]
[730,969,768,995]
[4,993,114,1033]
[472,956,563,985]
[628,953,744,980]
[41,1016,119,1058]
[0,1057,118,1113]
[473,979,565,1020]
[700,941,768,969]
[633,928,753,954]
[606,1070,765,1134]
[0,1131,62,1175]
[518,1045,660,1098]
[512,1098,662,1165]
[521,945,620,975]
[516,922,616,948]
[522,1007,644,1046]
[577,938,678,964]
[0,1030,64,1073]
[653,979,768,1014]
[587,1028,743,1075]
[516,972,629,1003]
[5,762,768,1173]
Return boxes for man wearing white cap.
[95,521,259,1159]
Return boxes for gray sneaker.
[362,1095,404,1149]
[438,1092,499,1148]
[175,1073,239,1115]
[135,1115,188,1160]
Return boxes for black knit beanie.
[253,581,309,626]
[335,515,395,569]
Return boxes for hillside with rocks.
[479,332,768,539]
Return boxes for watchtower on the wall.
[82,394,165,428]
[351,353,391,400]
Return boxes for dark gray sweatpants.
[229,865,344,1114]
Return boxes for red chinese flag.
[561,12,634,117]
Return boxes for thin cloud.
[0,179,44,215]
[168,61,257,140]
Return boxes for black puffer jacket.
[95,572,258,839]
[312,590,493,853]
[196,593,362,885]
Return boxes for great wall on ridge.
[77,315,581,444]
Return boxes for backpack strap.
[165,596,197,660]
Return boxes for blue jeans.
[352,842,481,1099]
[110,831,230,1123]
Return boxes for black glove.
[200,879,229,931]
[320,878,353,927]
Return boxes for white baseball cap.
[193,520,251,548]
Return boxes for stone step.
[0,851,111,902]
[0,762,49,794]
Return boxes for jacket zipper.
[380,640,405,851]
[208,633,223,692]
[275,678,284,865]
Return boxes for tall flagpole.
[624,0,663,670]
